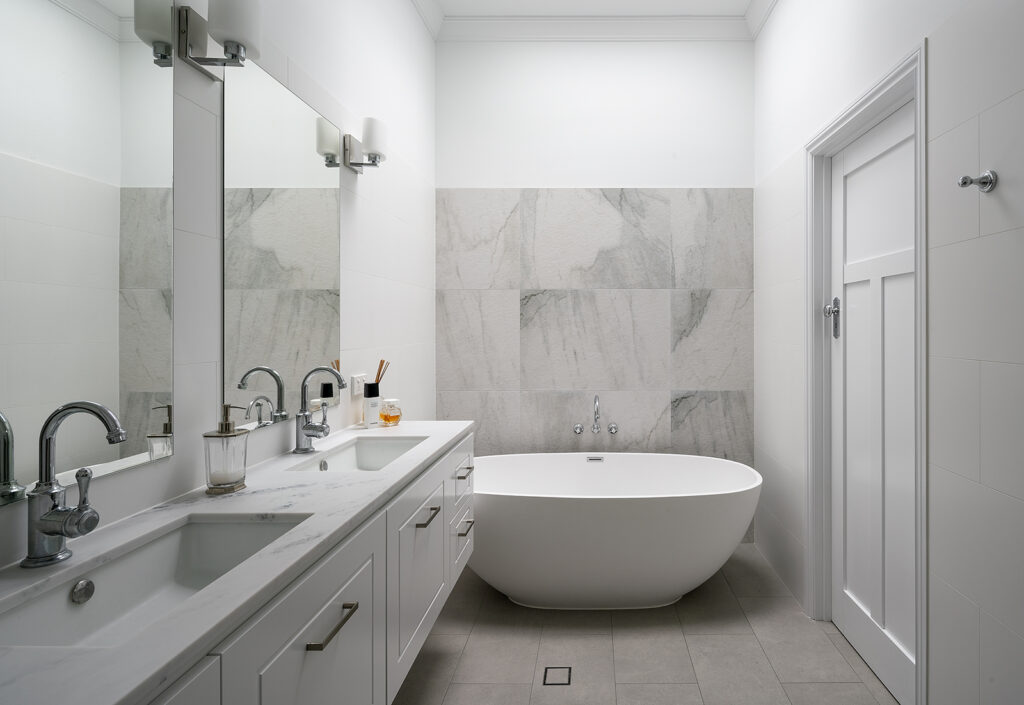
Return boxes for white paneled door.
[829,101,916,705]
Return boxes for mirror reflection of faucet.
[237,366,289,422]
[245,395,276,428]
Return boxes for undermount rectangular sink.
[0,513,309,648]
[293,436,427,472]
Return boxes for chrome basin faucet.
[238,366,289,422]
[294,366,347,454]
[0,409,26,505]
[22,401,126,568]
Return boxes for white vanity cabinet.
[214,513,387,705]
[149,656,221,705]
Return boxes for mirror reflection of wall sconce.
[177,1,260,81]
[343,118,388,174]
[316,118,343,169]
[133,0,173,67]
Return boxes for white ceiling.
[437,0,753,18]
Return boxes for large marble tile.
[119,289,173,392]
[671,289,753,390]
[519,391,671,454]
[670,391,753,465]
[224,188,340,290]
[670,188,753,289]
[437,391,520,456]
[120,187,172,289]
[520,289,670,391]
[521,189,671,289]
[223,288,340,415]
[437,189,521,289]
[437,290,520,391]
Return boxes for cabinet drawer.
[148,656,220,705]
[216,513,386,705]
[449,500,474,581]
[387,474,449,700]
[260,557,374,705]
[441,434,474,514]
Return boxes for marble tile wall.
[222,187,341,416]
[119,188,173,458]
[436,188,753,467]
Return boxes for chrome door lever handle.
[823,297,841,339]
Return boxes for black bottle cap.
[321,382,335,398]
[364,382,380,398]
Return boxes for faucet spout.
[294,366,346,454]
[38,401,126,486]
[238,366,289,421]
[0,409,26,504]
[592,394,601,434]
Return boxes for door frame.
[804,44,927,704]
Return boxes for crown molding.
[410,0,444,38]
[437,15,753,42]
[49,0,120,40]
[745,0,779,38]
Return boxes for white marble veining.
[670,188,753,289]
[671,289,754,390]
[522,188,672,290]
[437,391,520,456]
[671,391,753,465]
[0,421,473,705]
[436,289,520,391]
[519,390,671,453]
[520,289,670,390]
[436,189,521,289]
[120,188,172,290]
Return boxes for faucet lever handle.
[75,468,92,509]
[319,404,328,426]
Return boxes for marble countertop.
[0,420,474,705]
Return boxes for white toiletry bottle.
[363,382,381,429]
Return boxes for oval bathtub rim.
[473,451,763,501]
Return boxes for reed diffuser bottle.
[363,359,390,428]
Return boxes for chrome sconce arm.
[343,134,385,174]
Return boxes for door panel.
[830,100,917,705]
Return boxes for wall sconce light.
[133,0,173,67]
[177,1,260,81]
[343,118,388,174]
[316,118,342,169]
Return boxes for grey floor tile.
[530,634,615,705]
[828,633,899,705]
[612,607,695,683]
[676,572,752,635]
[615,683,704,705]
[784,682,878,705]
[541,610,612,635]
[394,634,469,705]
[722,544,792,597]
[433,569,493,635]
[688,634,790,705]
[452,602,542,684]
[442,684,533,705]
[739,597,858,683]
[817,620,841,634]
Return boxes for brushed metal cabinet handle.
[457,519,475,538]
[416,506,441,529]
[306,601,359,652]
[456,464,475,481]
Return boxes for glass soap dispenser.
[147,404,173,460]
[204,404,249,494]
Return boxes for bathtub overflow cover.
[586,456,604,462]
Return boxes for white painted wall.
[437,40,753,187]
[751,0,971,606]
[0,0,436,567]
[925,2,1024,701]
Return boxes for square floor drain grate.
[543,666,572,686]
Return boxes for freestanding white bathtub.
[468,452,761,609]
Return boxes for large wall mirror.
[0,0,174,491]
[223,62,341,426]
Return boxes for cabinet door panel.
[149,656,220,705]
[449,501,474,581]
[260,559,375,705]
[397,482,446,654]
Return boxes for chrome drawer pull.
[456,464,474,481]
[306,601,359,652]
[457,519,475,538]
[416,506,441,529]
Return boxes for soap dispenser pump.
[204,404,249,494]
[147,404,173,460]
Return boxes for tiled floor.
[394,544,898,705]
